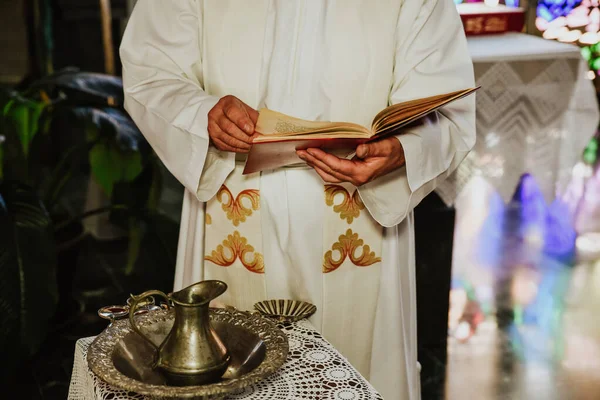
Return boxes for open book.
[243,87,478,174]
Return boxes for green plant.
[0,68,178,369]
[1,68,161,264]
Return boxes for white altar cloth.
[437,33,599,204]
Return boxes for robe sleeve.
[119,0,235,202]
[357,0,476,227]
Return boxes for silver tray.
[87,308,289,399]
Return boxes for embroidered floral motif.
[206,213,212,225]
[217,185,260,226]
[323,229,382,273]
[205,231,265,274]
[324,185,365,224]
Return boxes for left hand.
[296,136,405,186]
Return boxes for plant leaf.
[89,142,143,196]
[70,107,149,154]
[0,135,4,180]
[28,68,125,108]
[0,181,57,367]
[110,157,162,218]
[2,94,47,158]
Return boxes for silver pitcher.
[128,280,230,386]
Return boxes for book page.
[256,109,371,137]
[253,130,369,143]
[371,88,477,133]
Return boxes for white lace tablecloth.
[68,319,383,400]
[436,33,600,205]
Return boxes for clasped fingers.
[297,148,372,186]
[207,95,259,153]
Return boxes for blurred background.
[1,0,600,399]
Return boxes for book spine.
[459,12,525,36]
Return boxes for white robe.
[120,1,475,399]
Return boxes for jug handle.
[128,290,170,365]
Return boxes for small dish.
[98,305,129,326]
[98,296,167,327]
[253,299,317,322]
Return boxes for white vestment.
[120,1,475,399]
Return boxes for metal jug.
[128,280,230,386]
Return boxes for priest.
[120,1,475,398]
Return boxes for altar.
[415,33,599,395]
[437,32,599,205]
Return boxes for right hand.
[207,95,259,153]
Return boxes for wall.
[0,0,29,84]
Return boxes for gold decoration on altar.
[464,16,484,34]
[205,231,265,274]
[324,185,365,224]
[323,229,381,273]
[463,15,508,35]
[485,16,507,33]
[217,185,260,226]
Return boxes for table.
[436,33,600,205]
[68,319,383,400]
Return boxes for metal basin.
[112,321,267,385]
[88,308,289,399]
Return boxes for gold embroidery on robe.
[206,213,212,225]
[323,229,382,273]
[325,185,365,224]
[217,185,260,226]
[205,231,265,274]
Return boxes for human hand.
[296,136,405,186]
[208,95,259,153]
